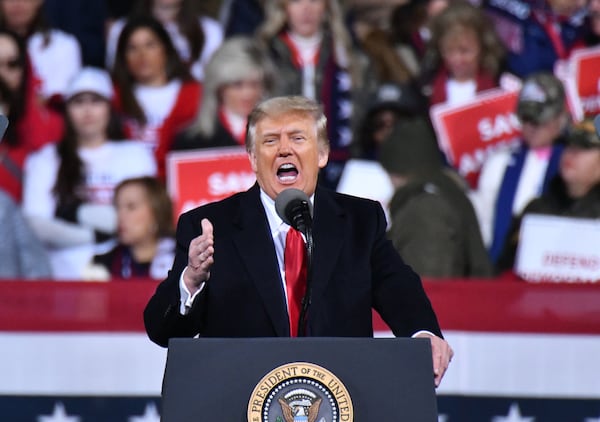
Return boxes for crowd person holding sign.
[470,72,570,264]
[144,95,453,387]
[421,0,505,107]
[497,118,600,271]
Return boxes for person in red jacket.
[111,15,201,180]
[0,28,63,203]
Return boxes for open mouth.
[277,163,299,183]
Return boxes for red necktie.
[284,227,307,337]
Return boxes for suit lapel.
[231,185,290,336]
[309,187,346,305]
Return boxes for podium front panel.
[162,337,437,421]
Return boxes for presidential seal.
[247,362,354,422]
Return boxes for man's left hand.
[414,332,454,387]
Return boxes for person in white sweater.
[22,67,157,279]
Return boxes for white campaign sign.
[515,214,600,282]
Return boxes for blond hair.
[185,36,273,138]
[245,95,329,153]
[425,0,505,78]
[256,0,356,76]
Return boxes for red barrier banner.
[430,88,521,187]
[166,147,255,218]
[1,278,599,334]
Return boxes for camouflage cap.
[517,72,566,125]
[566,118,600,149]
[367,82,424,116]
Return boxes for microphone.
[275,188,313,235]
[274,188,314,337]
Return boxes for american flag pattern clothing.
[483,0,585,77]
[267,31,354,189]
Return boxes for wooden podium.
[160,337,438,421]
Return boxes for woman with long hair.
[106,0,223,81]
[22,67,157,279]
[112,15,202,179]
[0,28,63,202]
[255,0,360,189]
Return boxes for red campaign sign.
[571,46,600,118]
[166,147,256,218]
[430,88,521,187]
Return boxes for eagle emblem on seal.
[278,388,323,422]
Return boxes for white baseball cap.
[65,67,114,101]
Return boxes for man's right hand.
[183,218,214,294]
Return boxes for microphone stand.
[297,226,313,337]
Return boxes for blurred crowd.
[1,0,599,282]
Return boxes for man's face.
[249,112,329,200]
[560,146,600,193]
[285,0,326,38]
[520,114,565,149]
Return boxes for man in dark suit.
[144,95,453,386]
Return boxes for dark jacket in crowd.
[172,119,241,151]
[380,119,494,278]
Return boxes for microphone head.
[274,188,313,229]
